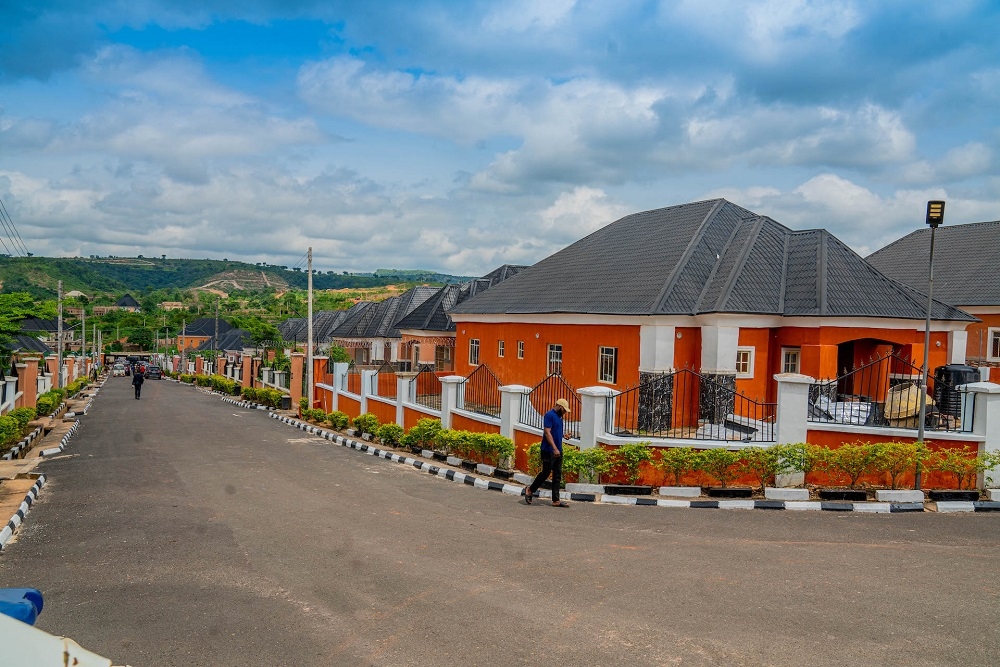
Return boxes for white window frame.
[547,343,563,376]
[735,346,755,378]
[469,338,480,366]
[781,347,801,374]
[498,339,505,358]
[989,328,1000,361]
[599,346,618,384]
[517,341,524,359]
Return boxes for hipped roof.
[450,199,975,322]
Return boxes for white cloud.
[483,0,577,32]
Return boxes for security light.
[925,200,945,228]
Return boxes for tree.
[0,292,50,357]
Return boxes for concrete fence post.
[439,376,465,429]
[359,369,377,415]
[577,386,617,451]
[396,372,418,427]
[499,385,532,441]
[773,372,816,487]
[963,382,1000,487]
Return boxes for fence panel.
[409,364,442,410]
[373,361,398,399]
[519,374,581,439]
[807,353,974,433]
[607,369,775,442]
[345,362,361,395]
[461,364,502,418]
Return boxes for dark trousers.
[529,450,562,502]
[134,385,141,399]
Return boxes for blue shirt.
[542,409,564,454]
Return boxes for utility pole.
[180,318,186,374]
[56,281,63,389]
[307,247,314,407]
[81,307,86,377]
[214,299,220,374]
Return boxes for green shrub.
[653,446,702,486]
[0,415,20,447]
[738,446,796,494]
[700,448,741,488]
[209,375,240,396]
[825,442,881,489]
[611,441,653,485]
[8,407,37,430]
[928,448,991,490]
[352,413,380,436]
[779,443,826,476]
[407,418,443,450]
[471,432,515,468]
[35,390,64,416]
[299,397,309,411]
[526,442,542,476]
[376,423,404,447]
[327,411,350,430]
[872,441,927,490]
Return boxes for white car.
[112,364,125,377]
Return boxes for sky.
[1,0,999,276]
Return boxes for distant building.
[159,301,185,311]
[115,294,141,312]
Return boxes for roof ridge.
[715,216,767,313]
[693,218,745,313]
[818,232,829,316]
[652,199,727,312]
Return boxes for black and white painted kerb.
[0,475,46,550]
[39,421,81,457]
[221,396,269,410]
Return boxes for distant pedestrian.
[132,369,144,399]
[525,398,571,507]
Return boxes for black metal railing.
[807,353,974,433]
[519,374,581,439]
[409,364,442,410]
[607,369,776,442]
[460,364,502,418]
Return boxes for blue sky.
[1,1,998,275]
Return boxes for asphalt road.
[1,377,999,667]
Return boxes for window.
[547,344,563,375]
[735,347,754,377]
[469,339,480,366]
[498,340,505,358]
[517,341,524,359]
[599,346,618,383]
[434,345,452,372]
[782,347,801,374]
[990,328,1000,361]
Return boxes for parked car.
[112,364,125,377]
[144,365,163,380]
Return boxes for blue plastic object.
[0,588,44,625]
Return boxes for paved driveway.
[2,377,999,666]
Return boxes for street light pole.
[916,200,945,490]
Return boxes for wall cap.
[774,372,816,384]
[440,375,465,384]
[578,386,618,397]
[960,381,1000,394]
[499,384,532,394]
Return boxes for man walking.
[132,367,144,400]
[525,398,571,507]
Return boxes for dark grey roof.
[450,199,975,322]
[866,220,1000,307]
[10,335,52,354]
[195,328,251,352]
[182,318,234,337]
[330,286,438,340]
[396,264,526,333]
[278,310,355,343]
[115,294,141,308]
[18,317,59,333]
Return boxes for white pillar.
[774,372,816,487]
[396,372,417,426]
[639,324,675,372]
[439,376,464,429]
[701,325,740,374]
[577,386,617,451]
[948,330,968,365]
[499,385,532,441]
[964,382,1000,487]
[360,369,377,415]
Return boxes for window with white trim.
[517,341,524,359]
[469,338,480,366]
[547,343,563,376]
[782,347,801,374]
[599,346,618,384]
[990,328,1000,361]
[498,340,505,358]
[735,347,754,377]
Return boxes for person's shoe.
[524,488,533,504]
[552,500,569,507]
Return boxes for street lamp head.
[925,200,945,228]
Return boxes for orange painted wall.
[339,395,361,419]
[736,328,771,402]
[451,412,500,434]
[806,429,981,489]
[513,428,540,473]
[366,397,397,426]
[673,327,701,371]
[776,327,949,379]
[376,372,397,398]
[316,385,334,413]
[965,312,1000,362]
[455,322,641,390]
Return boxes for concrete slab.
[765,487,809,501]
[876,490,925,503]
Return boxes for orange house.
[448,199,975,404]
[867,219,999,380]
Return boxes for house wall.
[965,311,1000,363]
[455,322,641,390]
[179,335,209,351]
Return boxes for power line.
[0,198,29,256]
[0,197,28,256]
